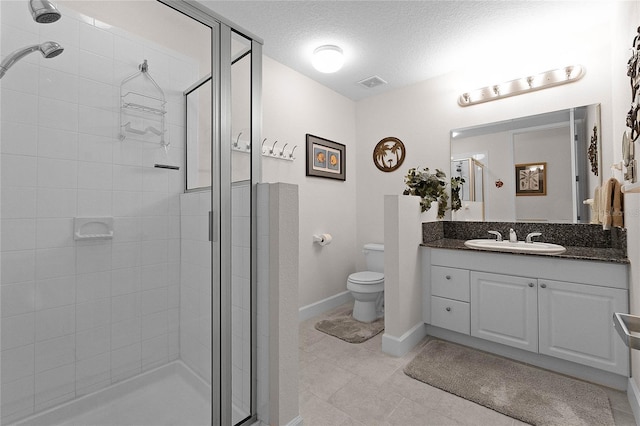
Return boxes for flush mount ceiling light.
[458,65,585,107]
[312,45,344,73]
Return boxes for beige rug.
[315,310,384,343]
[404,340,614,426]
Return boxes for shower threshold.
[11,361,227,426]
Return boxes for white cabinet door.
[538,279,629,375]
[471,271,538,352]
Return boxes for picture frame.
[306,134,346,181]
[515,162,546,196]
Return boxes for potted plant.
[403,167,449,219]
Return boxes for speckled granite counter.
[421,221,629,264]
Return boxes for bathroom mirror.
[451,104,601,223]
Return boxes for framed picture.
[306,134,346,181]
[515,162,546,196]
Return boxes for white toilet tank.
[363,243,384,273]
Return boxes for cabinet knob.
[445,307,451,312]
[540,283,547,289]
[528,283,534,287]
[445,275,451,280]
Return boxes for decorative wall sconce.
[458,65,585,107]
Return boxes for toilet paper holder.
[313,233,333,246]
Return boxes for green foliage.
[402,167,449,218]
[450,176,465,212]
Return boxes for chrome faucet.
[509,228,517,242]
[526,232,542,243]
[487,231,502,241]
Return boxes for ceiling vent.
[358,75,387,89]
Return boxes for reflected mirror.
[450,104,601,223]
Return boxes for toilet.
[347,243,384,323]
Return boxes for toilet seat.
[348,271,384,285]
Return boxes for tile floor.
[299,304,637,426]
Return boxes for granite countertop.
[421,238,630,265]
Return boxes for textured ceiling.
[201,1,614,101]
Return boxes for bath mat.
[404,339,614,426]
[314,310,384,343]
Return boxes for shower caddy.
[119,59,167,148]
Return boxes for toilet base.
[352,292,384,323]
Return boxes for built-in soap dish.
[613,312,640,350]
[74,217,114,241]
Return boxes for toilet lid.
[348,271,384,284]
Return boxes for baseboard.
[381,321,427,357]
[628,377,640,425]
[299,291,353,321]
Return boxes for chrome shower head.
[28,0,61,23]
[0,41,64,79]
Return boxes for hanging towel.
[601,178,624,230]
[590,187,600,224]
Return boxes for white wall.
[355,20,614,267]
[262,56,357,308]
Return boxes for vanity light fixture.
[312,45,344,73]
[458,65,585,107]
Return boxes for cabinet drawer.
[431,266,470,301]
[431,296,470,335]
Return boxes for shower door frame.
[157,1,262,424]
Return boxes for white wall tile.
[76,325,110,361]
[140,241,167,266]
[1,218,36,251]
[141,310,168,340]
[113,191,142,217]
[141,287,167,315]
[113,217,142,243]
[76,271,111,303]
[37,158,78,189]
[35,334,75,373]
[113,165,142,191]
[35,247,75,279]
[141,334,168,370]
[111,268,141,299]
[76,298,111,332]
[1,282,35,317]
[77,189,113,217]
[1,376,35,420]
[34,363,75,408]
[76,241,112,274]
[112,242,141,269]
[35,305,75,342]
[36,188,77,218]
[111,317,140,350]
[1,121,38,156]
[38,97,79,132]
[78,50,113,84]
[37,127,79,161]
[1,312,35,349]
[35,276,76,310]
[111,343,141,381]
[1,250,36,284]
[1,187,37,219]
[78,77,115,110]
[111,292,140,322]
[76,352,110,395]
[36,218,74,249]
[78,134,113,163]
[39,67,79,104]
[79,22,114,59]
[1,344,35,384]
[78,105,116,138]
[141,263,167,290]
[1,89,38,125]
[77,161,113,190]
[2,154,37,187]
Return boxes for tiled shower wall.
[0,3,197,423]
[179,181,252,416]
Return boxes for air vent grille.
[358,75,387,89]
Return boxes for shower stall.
[0,1,261,425]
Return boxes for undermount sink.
[464,239,567,255]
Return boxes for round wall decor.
[373,137,406,172]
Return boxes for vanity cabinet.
[470,272,538,353]
[423,248,629,377]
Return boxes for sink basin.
[464,239,567,255]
